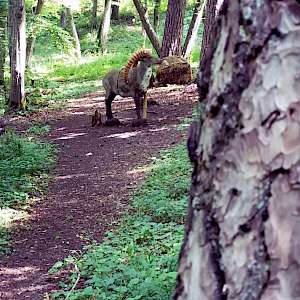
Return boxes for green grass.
[0,130,56,255]
[51,143,191,300]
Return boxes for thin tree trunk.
[0,1,7,97]
[153,0,161,32]
[132,0,161,57]
[8,0,26,110]
[65,7,81,60]
[111,0,119,20]
[161,0,186,58]
[60,5,67,28]
[26,0,44,68]
[91,0,98,29]
[174,1,300,299]
[182,0,206,59]
[197,0,217,100]
[99,0,112,53]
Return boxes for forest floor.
[0,84,197,300]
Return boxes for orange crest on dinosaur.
[120,49,153,83]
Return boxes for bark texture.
[175,1,300,299]
[8,0,26,110]
[161,0,186,58]
[26,0,44,68]
[183,0,206,59]
[133,0,161,57]
[66,7,81,59]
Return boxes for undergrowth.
[0,130,55,255]
[51,143,191,300]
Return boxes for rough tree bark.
[91,0,98,29]
[26,0,44,68]
[0,0,7,96]
[8,0,26,110]
[160,0,186,58]
[132,0,161,57]
[65,7,81,59]
[153,0,161,32]
[182,0,206,59]
[174,1,300,299]
[98,0,112,53]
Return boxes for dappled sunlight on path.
[0,84,197,299]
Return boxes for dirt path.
[0,85,197,300]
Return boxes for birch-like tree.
[174,1,300,299]
[8,0,26,110]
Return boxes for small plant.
[26,124,51,135]
[0,131,56,255]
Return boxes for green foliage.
[0,130,56,255]
[0,131,55,208]
[51,144,191,300]
[26,124,51,135]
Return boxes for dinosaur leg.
[143,93,148,119]
[104,93,120,126]
[132,95,148,127]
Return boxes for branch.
[132,0,161,57]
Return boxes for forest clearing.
[1,0,300,300]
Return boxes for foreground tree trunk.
[65,7,81,59]
[160,0,186,58]
[175,1,300,299]
[182,0,206,59]
[133,0,161,57]
[98,0,112,53]
[26,0,45,68]
[8,0,26,110]
[0,0,7,97]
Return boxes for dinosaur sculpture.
[95,49,161,127]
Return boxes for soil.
[0,84,197,300]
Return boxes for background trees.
[8,0,26,110]
[174,1,300,299]
[0,0,204,112]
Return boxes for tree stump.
[156,56,192,86]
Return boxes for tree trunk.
[132,0,161,57]
[197,0,217,100]
[0,0,7,97]
[153,0,161,32]
[111,0,119,20]
[160,0,186,58]
[182,0,206,59]
[141,0,148,47]
[98,0,112,53]
[65,7,81,60]
[60,5,67,28]
[8,0,26,110]
[174,1,300,299]
[91,0,98,29]
[26,0,44,68]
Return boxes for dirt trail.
[0,85,197,300]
